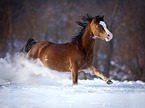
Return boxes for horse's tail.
[23,38,38,53]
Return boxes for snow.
[0,53,145,108]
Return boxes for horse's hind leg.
[92,67,113,84]
[26,46,39,59]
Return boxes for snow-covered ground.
[0,53,145,108]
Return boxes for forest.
[0,0,145,81]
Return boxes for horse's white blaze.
[99,21,113,42]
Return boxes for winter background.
[0,0,145,108]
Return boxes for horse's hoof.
[107,80,113,84]
[72,82,78,86]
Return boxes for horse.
[23,14,113,85]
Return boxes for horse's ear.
[102,15,104,20]
[95,15,104,22]
[100,15,104,21]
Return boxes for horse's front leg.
[71,65,78,85]
[92,67,113,84]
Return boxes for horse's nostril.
[108,34,110,37]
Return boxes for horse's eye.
[98,25,101,29]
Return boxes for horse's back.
[27,41,72,71]
[27,40,85,72]
[27,41,53,59]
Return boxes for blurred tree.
[105,0,120,77]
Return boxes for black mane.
[71,14,104,42]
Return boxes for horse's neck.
[81,25,95,53]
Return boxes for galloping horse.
[24,14,113,85]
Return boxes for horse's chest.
[81,58,92,69]
[76,54,93,69]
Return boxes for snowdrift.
[0,53,145,108]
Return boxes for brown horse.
[24,14,113,85]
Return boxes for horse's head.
[90,16,113,41]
